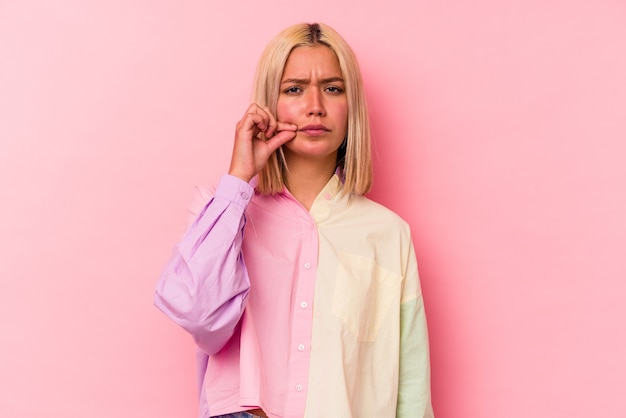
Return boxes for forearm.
[154,175,254,354]
[397,296,434,418]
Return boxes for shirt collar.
[251,173,348,224]
[308,174,346,224]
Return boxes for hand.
[228,104,297,182]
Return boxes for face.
[276,45,348,162]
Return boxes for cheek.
[336,103,349,130]
[276,100,295,123]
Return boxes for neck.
[284,152,337,211]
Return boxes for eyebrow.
[281,76,344,85]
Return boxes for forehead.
[282,45,342,78]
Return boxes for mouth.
[298,124,330,136]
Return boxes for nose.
[306,88,326,116]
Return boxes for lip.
[299,124,330,136]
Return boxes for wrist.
[227,169,253,183]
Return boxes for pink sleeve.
[154,174,254,355]
[185,184,216,228]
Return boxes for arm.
[154,174,254,355]
[397,241,435,418]
[155,103,296,355]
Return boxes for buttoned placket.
[283,214,317,415]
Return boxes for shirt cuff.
[214,174,255,209]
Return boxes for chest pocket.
[331,252,403,342]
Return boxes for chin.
[285,143,338,158]
[286,138,341,155]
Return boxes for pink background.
[1,1,625,417]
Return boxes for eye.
[325,85,344,95]
[283,86,302,95]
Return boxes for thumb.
[264,129,297,153]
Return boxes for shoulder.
[346,194,412,235]
[349,194,408,224]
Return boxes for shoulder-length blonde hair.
[253,23,372,195]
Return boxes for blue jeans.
[212,412,263,418]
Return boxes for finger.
[253,105,270,131]
[276,121,298,132]
[240,111,268,135]
[258,106,277,138]
[264,129,297,152]
[241,104,270,131]
[245,103,260,113]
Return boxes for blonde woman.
[155,23,434,418]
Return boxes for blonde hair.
[253,23,372,195]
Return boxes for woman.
[155,23,434,418]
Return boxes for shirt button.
[295,384,303,391]
[324,193,332,200]
[298,344,305,351]
[240,192,249,200]
[304,262,311,269]
[300,301,308,308]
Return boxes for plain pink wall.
[1,1,625,417]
